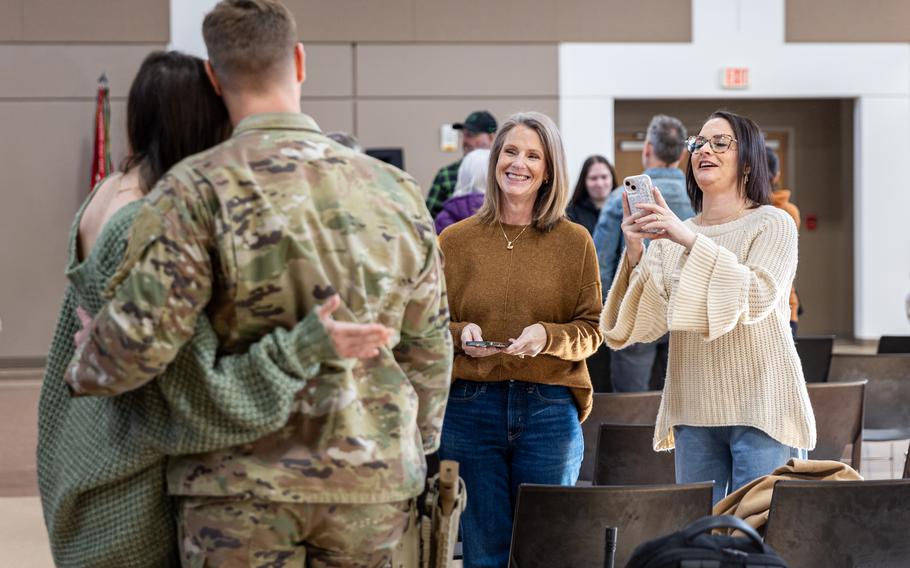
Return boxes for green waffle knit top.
[37,188,337,567]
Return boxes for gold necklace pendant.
[499,221,529,250]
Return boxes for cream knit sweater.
[601,205,816,452]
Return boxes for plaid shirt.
[425,158,462,218]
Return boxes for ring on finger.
[655,213,663,222]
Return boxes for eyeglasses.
[685,134,737,154]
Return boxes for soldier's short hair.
[646,114,687,165]
[476,112,570,232]
[203,0,298,90]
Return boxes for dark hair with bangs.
[120,51,232,193]
[685,110,771,213]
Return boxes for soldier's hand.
[318,294,393,359]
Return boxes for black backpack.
[624,515,788,568]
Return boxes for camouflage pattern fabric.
[65,112,453,504]
[179,496,411,567]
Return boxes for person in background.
[568,158,617,390]
[593,114,694,392]
[435,148,489,234]
[601,110,815,505]
[766,145,801,336]
[567,155,616,235]
[326,130,362,152]
[439,112,603,567]
[38,50,392,567]
[426,110,497,218]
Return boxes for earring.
[743,173,749,184]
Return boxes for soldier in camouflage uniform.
[65,1,453,566]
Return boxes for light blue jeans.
[674,425,798,505]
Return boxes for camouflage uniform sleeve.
[64,172,214,396]
[393,240,454,454]
[152,309,337,455]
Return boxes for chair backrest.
[878,335,910,354]
[509,482,713,568]
[580,391,662,481]
[827,354,910,439]
[765,479,910,567]
[592,423,675,486]
[806,381,865,470]
[794,335,835,382]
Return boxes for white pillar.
[854,97,910,338]
[559,95,614,187]
[169,0,220,58]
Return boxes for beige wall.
[288,0,691,43]
[301,42,559,192]
[0,2,168,360]
[354,43,559,190]
[0,372,42,496]
[614,99,854,337]
[786,0,910,42]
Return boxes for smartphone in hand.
[465,340,509,348]
[623,174,659,233]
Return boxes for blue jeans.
[611,334,669,392]
[439,380,584,568]
[674,425,796,505]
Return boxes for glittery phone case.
[623,174,659,233]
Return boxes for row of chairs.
[580,380,867,484]
[581,349,910,481]
[509,478,910,567]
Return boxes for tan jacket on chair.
[712,459,862,534]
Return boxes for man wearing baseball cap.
[426,110,497,218]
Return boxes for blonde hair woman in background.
[438,112,603,567]
[434,148,490,234]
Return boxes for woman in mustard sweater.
[601,110,815,505]
[438,112,603,567]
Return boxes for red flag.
[89,73,112,192]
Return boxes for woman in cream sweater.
[601,110,815,505]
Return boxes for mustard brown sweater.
[601,206,816,451]
[439,217,603,421]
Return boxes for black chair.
[509,482,713,568]
[827,354,910,441]
[765,479,910,567]
[592,423,675,486]
[794,335,835,382]
[878,335,910,354]
[806,381,865,469]
[579,391,662,482]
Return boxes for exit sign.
[722,67,750,89]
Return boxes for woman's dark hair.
[569,155,616,208]
[120,51,232,193]
[685,110,771,213]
